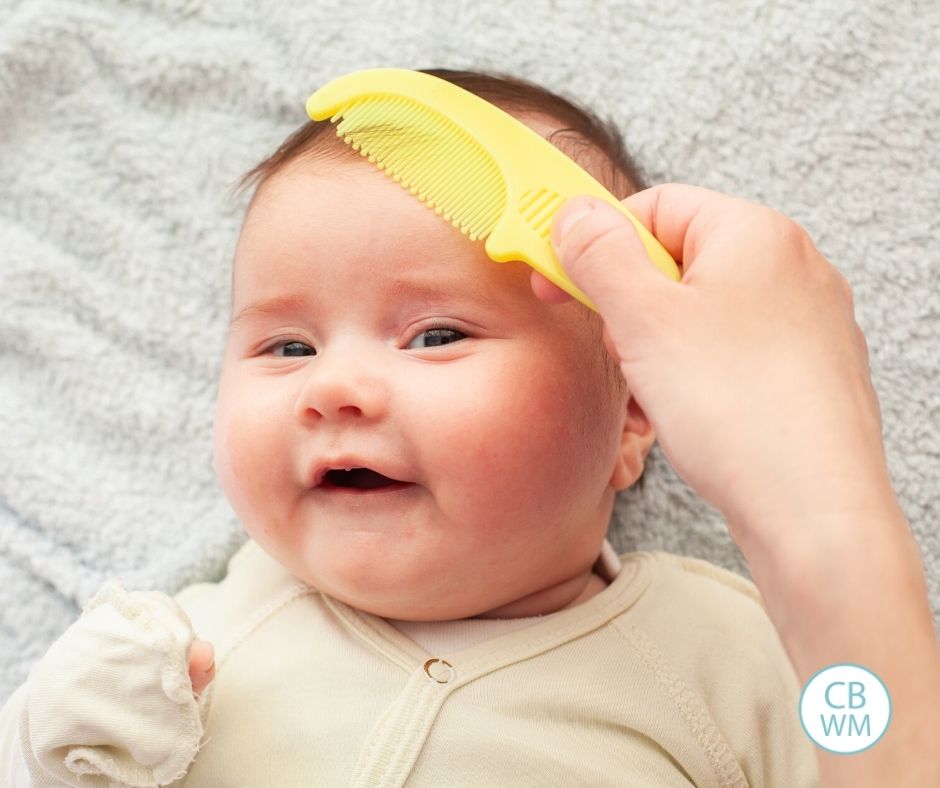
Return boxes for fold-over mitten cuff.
[25,580,204,787]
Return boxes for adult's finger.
[529,269,573,304]
[621,183,801,282]
[550,195,675,336]
[617,182,716,265]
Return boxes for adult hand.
[540,184,940,787]
[541,184,889,549]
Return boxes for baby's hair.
[235,68,648,491]
[235,68,649,199]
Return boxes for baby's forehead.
[234,108,622,314]
[244,157,484,255]
[237,159,534,302]
[241,110,589,261]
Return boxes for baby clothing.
[0,538,820,787]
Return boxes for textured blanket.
[1,0,938,702]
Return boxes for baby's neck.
[473,568,608,619]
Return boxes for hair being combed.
[235,68,649,199]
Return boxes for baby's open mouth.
[322,468,407,491]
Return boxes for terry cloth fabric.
[1,0,938,703]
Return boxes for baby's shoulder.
[610,551,817,782]
[611,550,796,683]
[174,539,313,648]
[614,549,798,694]
[622,550,766,627]
[644,550,762,608]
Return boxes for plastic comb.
[306,68,680,311]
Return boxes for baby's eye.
[407,327,467,349]
[269,340,315,357]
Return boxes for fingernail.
[552,197,597,246]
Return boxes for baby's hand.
[10,581,207,786]
[188,637,216,696]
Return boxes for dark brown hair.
[235,68,649,491]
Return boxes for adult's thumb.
[551,196,672,327]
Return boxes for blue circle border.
[798,661,893,755]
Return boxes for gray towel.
[1,0,937,703]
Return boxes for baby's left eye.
[407,327,468,349]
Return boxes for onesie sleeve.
[0,580,210,787]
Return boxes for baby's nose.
[294,346,388,422]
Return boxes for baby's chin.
[278,537,512,621]
[270,525,603,622]
[312,558,531,621]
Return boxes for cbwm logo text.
[799,664,891,754]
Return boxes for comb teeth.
[330,96,506,241]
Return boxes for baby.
[0,69,819,786]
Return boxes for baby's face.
[214,156,644,620]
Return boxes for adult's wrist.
[723,458,899,566]
[730,495,940,786]
[735,494,923,655]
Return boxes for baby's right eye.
[269,340,315,357]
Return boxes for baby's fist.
[21,581,207,786]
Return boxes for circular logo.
[799,663,891,754]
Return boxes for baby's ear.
[609,396,655,491]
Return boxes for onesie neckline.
[319,548,656,684]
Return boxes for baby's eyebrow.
[229,294,308,331]
[378,274,503,310]
[229,274,503,332]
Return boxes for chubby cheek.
[212,373,293,540]
[422,351,611,539]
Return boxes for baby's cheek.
[212,386,282,518]
[211,395,237,488]
[212,403,252,510]
[428,361,585,523]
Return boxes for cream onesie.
[0,538,820,786]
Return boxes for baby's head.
[213,69,655,621]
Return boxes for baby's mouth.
[321,467,410,492]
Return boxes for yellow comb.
[306,68,680,311]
